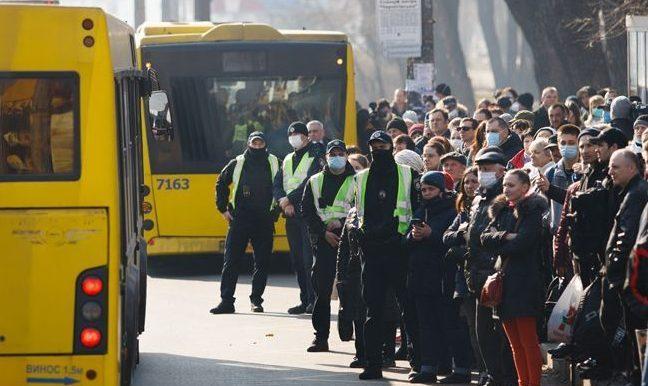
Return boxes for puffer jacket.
[481,193,549,320]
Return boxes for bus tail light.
[80,328,102,348]
[81,276,103,296]
[74,266,107,354]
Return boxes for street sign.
[377,0,422,58]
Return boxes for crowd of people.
[210,83,648,385]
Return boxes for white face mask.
[288,135,304,149]
[478,171,498,188]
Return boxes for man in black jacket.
[533,86,558,130]
[484,117,523,163]
[467,147,516,386]
[273,122,325,314]
[302,140,356,352]
[210,132,279,314]
[355,131,420,380]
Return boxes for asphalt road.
[133,255,422,385]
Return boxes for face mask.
[592,107,604,119]
[511,102,521,112]
[450,139,463,150]
[478,171,498,188]
[559,145,578,160]
[327,156,347,171]
[486,132,501,147]
[371,148,392,163]
[288,135,303,149]
[248,147,266,156]
[603,110,611,123]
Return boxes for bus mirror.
[148,91,174,141]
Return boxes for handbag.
[480,267,504,308]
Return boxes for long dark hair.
[456,166,478,213]
[469,121,487,162]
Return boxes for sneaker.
[409,372,437,383]
[305,303,314,314]
[209,302,234,314]
[439,372,471,384]
[251,303,264,313]
[350,357,366,368]
[548,343,575,359]
[359,367,383,380]
[287,304,307,314]
[306,339,329,352]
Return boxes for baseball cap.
[368,130,391,145]
[590,127,628,148]
[474,146,506,166]
[326,139,347,154]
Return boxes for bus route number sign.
[157,178,189,190]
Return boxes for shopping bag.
[547,274,584,343]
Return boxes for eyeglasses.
[458,126,473,131]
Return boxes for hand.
[573,163,584,174]
[327,220,342,231]
[279,197,289,209]
[505,232,517,241]
[284,204,295,217]
[412,223,432,240]
[325,231,341,248]
[534,173,549,193]
[222,210,233,222]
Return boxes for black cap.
[287,121,308,137]
[578,128,600,141]
[474,146,506,166]
[248,131,266,143]
[368,130,392,145]
[326,139,347,154]
[440,151,468,166]
[545,134,558,149]
[497,96,512,109]
[386,118,408,134]
[442,96,457,107]
[590,127,628,148]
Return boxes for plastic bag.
[548,274,584,343]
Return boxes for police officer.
[354,130,420,380]
[210,131,279,314]
[273,121,324,314]
[302,140,356,352]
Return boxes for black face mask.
[370,148,393,165]
[248,147,266,157]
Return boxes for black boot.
[287,303,307,314]
[359,367,383,380]
[305,303,314,314]
[350,357,366,368]
[306,339,329,352]
[409,372,437,384]
[439,372,471,384]
[209,302,234,314]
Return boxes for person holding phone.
[404,171,457,383]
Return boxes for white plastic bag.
[547,274,584,343]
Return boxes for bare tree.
[478,0,506,88]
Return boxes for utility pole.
[162,0,179,22]
[406,0,434,100]
[194,0,211,21]
[134,0,145,29]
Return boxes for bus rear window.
[0,73,79,180]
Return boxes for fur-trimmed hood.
[488,193,548,220]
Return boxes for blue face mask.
[559,145,578,160]
[486,132,501,147]
[327,156,347,171]
[603,110,611,123]
[592,107,604,119]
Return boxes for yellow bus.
[136,22,357,256]
[0,4,168,385]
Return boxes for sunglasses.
[458,126,474,131]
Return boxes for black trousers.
[310,237,337,340]
[406,293,443,370]
[361,240,407,368]
[475,300,516,384]
[442,297,473,373]
[220,216,273,305]
[461,294,485,372]
[286,217,315,305]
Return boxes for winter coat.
[605,175,648,288]
[499,132,524,163]
[336,209,364,322]
[443,209,471,298]
[481,193,549,321]
[406,194,457,295]
[466,180,503,293]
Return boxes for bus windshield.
[0,73,79,180]
[143,42,347,173]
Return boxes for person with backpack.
[481,169,549,386]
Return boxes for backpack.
[572,277,611,363]
[568,186,612,260]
